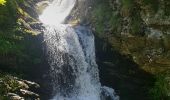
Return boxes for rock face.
[7,93,24,100]
[36,0,50,15]
[66,0,94,25]
[0,75,40,100]
[69,0,170,100]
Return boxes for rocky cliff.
[69,0,170,100]
[0,0,52,99]
[1,0,170,100]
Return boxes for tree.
[0,0,6,5]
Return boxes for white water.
[39,0,76,25]
[39,0,119,100]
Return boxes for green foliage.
[0,34,22,55]
[130,6,144,36]
[0,0,6,5]
[142,0,159,13]
[164,0,170,16]
[0,72,22,99]
[121,0,134,10]
[0,0,42,75]
[0,0,18,29]
[92,0,121,35]
[131,19,141,35]
[109,14,121,33]
[121,0,159,14]
[150,74,170,100]
[0,0,42,98]
[92,2,110,33]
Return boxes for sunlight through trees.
[0,0,6,5]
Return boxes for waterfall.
[39,0,119,100]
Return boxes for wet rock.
[101,86,119,100]
[13,77,40,89]
[17,81,29,89]
[22,80,40,89]
[7,93,24,100]
[1,76,40,100]
[36,0,50,15]
[20,89,39,98]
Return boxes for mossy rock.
[163,34,170,50]
[122,37,146,52]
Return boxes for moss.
[91,0,170,100]
[0,0,42,98]
[109,14,122,33]
[163,34,170,50]
[0,71,30,99]
[0,73,21,98]
[0,0,42,75]
[149,73,170,100]
[130,13,143,35]
[92,2,110,34]
[91,0,122,35]
[0,0,17,29]
[121,0,134,10]
[142,0,159,13]
[164,0,170,16]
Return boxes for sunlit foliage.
[0,0,6,5]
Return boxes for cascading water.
[39,0,119,100]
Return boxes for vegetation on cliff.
[90,0,170,100]
[0,0,170,100]
[0,0,43,99]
